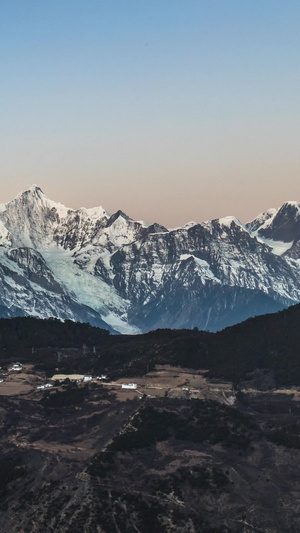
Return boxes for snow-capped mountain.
[0,185,300,333]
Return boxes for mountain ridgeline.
[2,301,300,388]
[0,186,300,333]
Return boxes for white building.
[10,363,22,372]
[121,383,138,390]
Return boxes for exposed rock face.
[7,248,62,293]
[251,201,300,242]
[0,186,300,332]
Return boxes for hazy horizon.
[1,1,300,227]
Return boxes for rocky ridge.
[0,186,300,333]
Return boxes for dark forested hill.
[0,316,109,349]
[153,303,300,387]
[1,303,300,387]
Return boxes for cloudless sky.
[1,0,300,226]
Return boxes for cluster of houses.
[80,374,108,383]
[3,365,141,395]
[44,373,109,385]
[36,383,54,390]
[0,362,24,386]
[35,374,104,390]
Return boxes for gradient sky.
[1,0,300,227]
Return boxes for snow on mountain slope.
[0,185,299,332]
[248,201,300,244]
[0,245,113,330]
[41,245,139,334]
[251,236,294,256]
[107,217,300,312]
[0,185,110,250]
[246,208,277,233]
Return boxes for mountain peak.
[28,184,43,193]
[106,210,132,227]
[218,216,244,228]
[246,208,277,232]
[20,184,45,197]
[282,200,300,208]
[13,185,48,206]
[278,201,300,217]
[250,200,300,244]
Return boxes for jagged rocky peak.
[215,216,246,232]
[20,184,43,198]
[2,184,70,218]
[106,210,132,227]
[10,185,62,210]
[217,215,243,227]
[246,208,277,233]
[0,186,112,250]
[202,215,247,240]
[0,186,69,248]
[5,184,44,203]
[80,205,110,221]
[252,201,300,243]
[146,222,168,234]
[6,185,109,222]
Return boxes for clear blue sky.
[1,0,300,226]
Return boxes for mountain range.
[0,185,300,333]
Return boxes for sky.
[1,0,300,227]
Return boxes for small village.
[2,361,300,408]
[0,361,238,404]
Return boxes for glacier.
[0,185,299,333]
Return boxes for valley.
[0,363,300,532]
[0,311,300,531]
